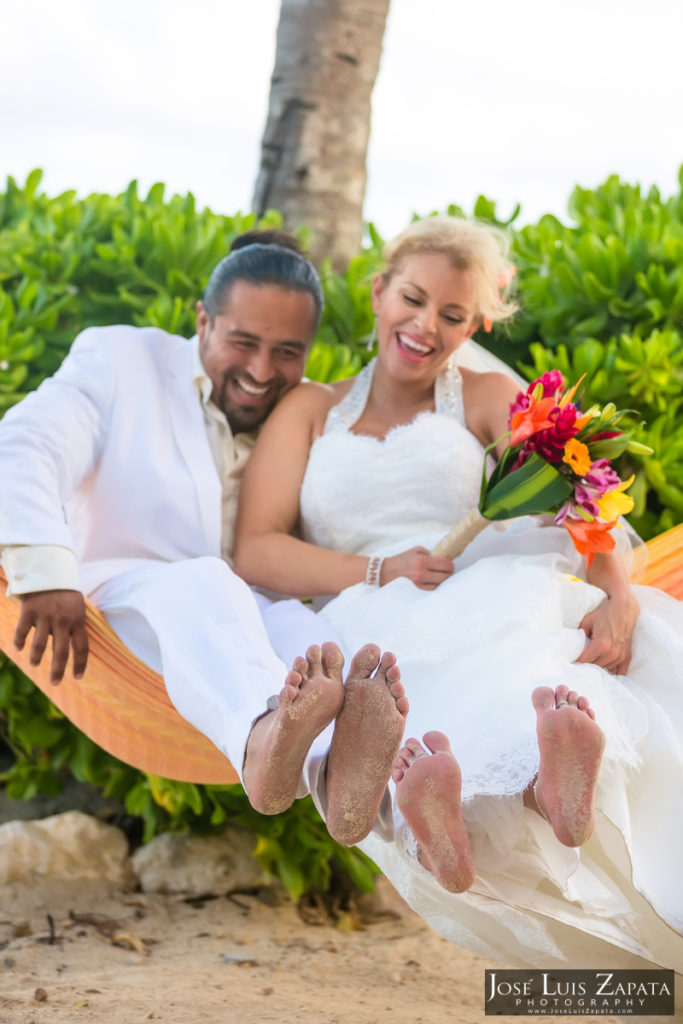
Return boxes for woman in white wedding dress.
[234,217,683,972]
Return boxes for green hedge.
[1,168,681,897]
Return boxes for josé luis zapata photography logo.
[484,969,674,1015]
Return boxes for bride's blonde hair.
[382,216,518,326]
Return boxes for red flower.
[590,430,622,441]
[521,403,579,462]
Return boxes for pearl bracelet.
[365,555,384,587]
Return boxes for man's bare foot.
[326,644,408,846]
[243,643,345,815]
[528,685,605,846]
[392,732,475,894]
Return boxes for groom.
[0,230,383,818]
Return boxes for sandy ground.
[0,876,656,1024]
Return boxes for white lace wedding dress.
[300,356,683,971]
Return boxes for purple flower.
[573,484,600,517]
[555,501,578,525]
[584,458,621,495]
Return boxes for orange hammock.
[2,524,682,786]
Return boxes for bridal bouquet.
[432,370,650,566]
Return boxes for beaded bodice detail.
[299,358,486,558]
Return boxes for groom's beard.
[219,369,292,434]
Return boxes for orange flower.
[563,517,616,568]
[509,396,557,446]
[562,437,592,476]
[558,373,586,408]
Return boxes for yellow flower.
[596,474,635,521]
[562,437,592,476]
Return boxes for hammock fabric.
[2,523,682,785]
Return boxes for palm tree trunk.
[253,0,390,269]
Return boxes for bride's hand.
[383,547,454,590]
[576,591,640,675]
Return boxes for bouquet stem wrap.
[431,508,489,559]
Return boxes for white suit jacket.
[0,325,222,595]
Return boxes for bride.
[234,216,683,971]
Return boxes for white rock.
[0,810,132,885]
[131,827,264,894]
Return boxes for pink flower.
[511,446,531,470]
[508,372,566,425]
[536,370,565,398]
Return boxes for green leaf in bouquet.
[481,452,573,520]
[587,436,631,459]
[626,439,654,456]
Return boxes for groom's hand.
[384,547,454,590]
[14,590,89,684]
[577,591,640,675]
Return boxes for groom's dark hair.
[202,231,324,330]
[229,229,304,254]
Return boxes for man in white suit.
[0,232,355,816]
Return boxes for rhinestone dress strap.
[323,355,466,433]
[323,360,375,433]
[435,356,466,423]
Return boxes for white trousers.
[91,557,344,809]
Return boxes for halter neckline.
[324,356,465,434]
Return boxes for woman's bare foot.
[393,732,475,894]
[528,685,605,846]
[326,645,408,846]
[243,643,345,815]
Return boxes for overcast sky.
[1,0,681,238]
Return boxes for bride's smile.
[395,331,435,360]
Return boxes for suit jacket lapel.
[163,337,222,556]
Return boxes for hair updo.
[202,236,324,330]
[382,217,518,326]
